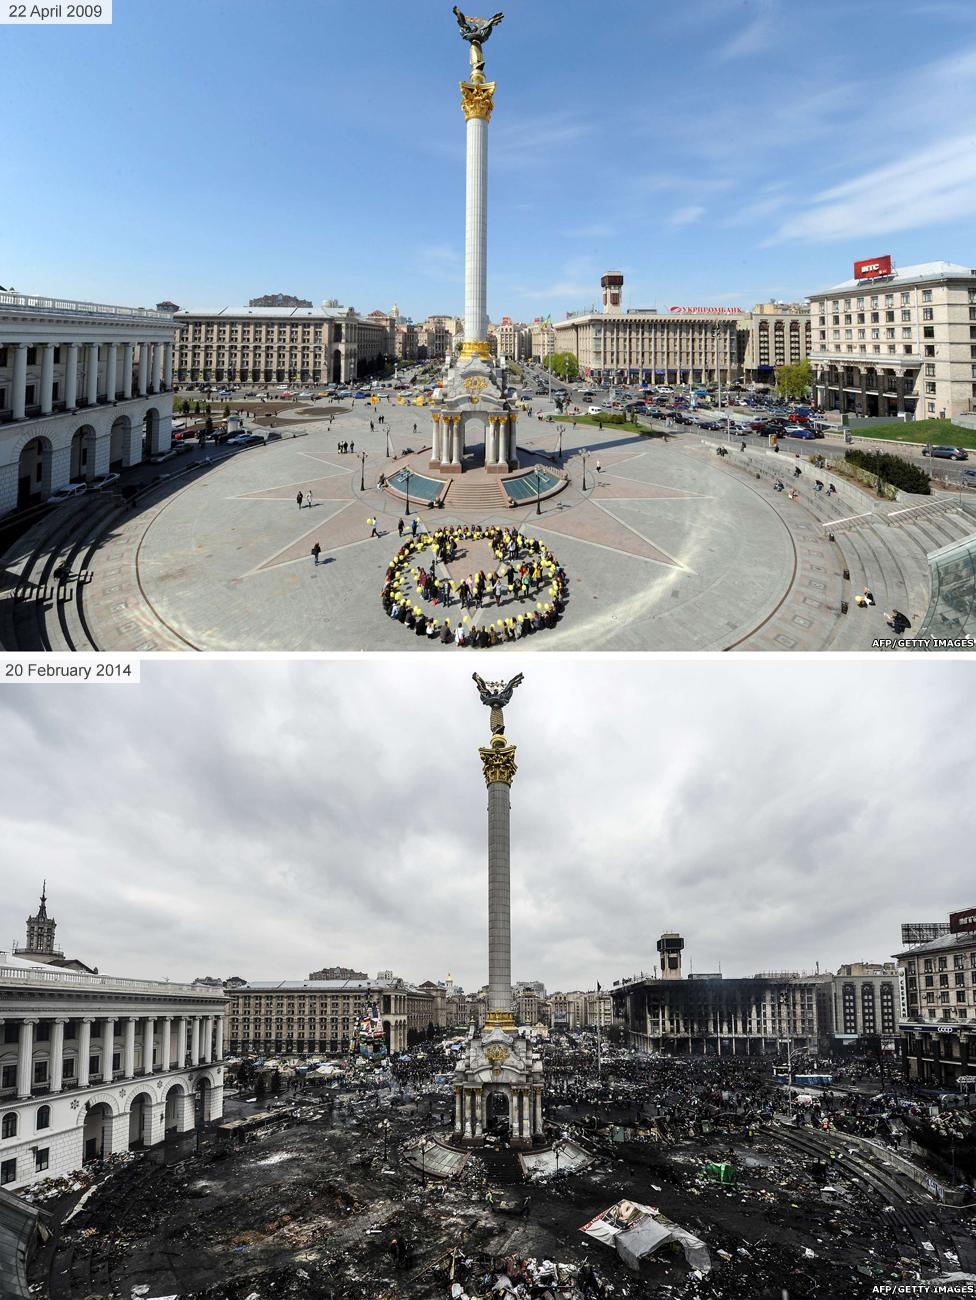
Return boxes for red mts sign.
[949,907,976,933]
[854,256,893,280]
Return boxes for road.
[520,365,976,490]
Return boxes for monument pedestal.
[453,1026,545,1149]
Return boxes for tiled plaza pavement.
[79,403,863,651]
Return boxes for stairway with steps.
[441,476,510,513]
[478,1143,526,1186]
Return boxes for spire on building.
[37,879,48,919]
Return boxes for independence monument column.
[473,672,522,1033]
[454,8,503,362]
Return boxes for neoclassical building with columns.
[0,291,178,516]
[0,953,226,1191]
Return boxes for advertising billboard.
[949,907,976,933]
[854,256,893,280]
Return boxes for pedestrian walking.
[305,489,314,508]
[368,517,378,537]
[410,517,418,537]
[296,490,304,509]
[350,440,355,453]
[397,517,404,537]
[311,542,322,565]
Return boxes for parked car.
[587,405,605,416]
[922,445,969,460]
[90,472,121,491]
[47,482,88,503]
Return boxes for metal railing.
[0,292,174,320]
[0,954,213,996]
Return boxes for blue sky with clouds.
[5,0,976,320]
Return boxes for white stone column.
[454,1086,463,1134]
[486,419,498,465]
[474,1091,484,1138]
[40,343,55,415]
[190,1016,200,1067]
[137,343,149,396]
[11,343,28,420]
[49,1019,66,1093]
[16,1019,36,1098]
[64,343,79,409]
[102,1017,115,1081]
[534,1089,543,1134]
[430,416,441,464]
[452,420,462,468]
[151,341,162,393]
[163,342,174,389]
[161,1017,172,1072]
[124,1017,136,1079]
[201,1015,212,1065]
[464,113,489,348]
[105,343,118,401]
[507,417,518,465]
[78,1018,92,1087]
[122,343,134,399]
[214,1015,224,1062]
[143,1016,154,1074]
[85,343,99,406]
[174,1017,186,1068]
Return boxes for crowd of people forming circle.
[380,523,568,646]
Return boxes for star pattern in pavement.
[235,447,706,575]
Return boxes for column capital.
[479,734,517,787]
[21,1017,39,1026]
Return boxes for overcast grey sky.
[0,657,968,992]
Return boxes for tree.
[255,1073,267,1101]
[223,405,231,420]
[180,399,191,417]
[774,359,813,401]
[544,351,580,382]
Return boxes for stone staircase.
[441,476,510,513]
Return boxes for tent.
[580,1199,710,1275]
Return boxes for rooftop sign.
[854,256,893,280]
[669,306,741,314]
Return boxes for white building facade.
[0,955,225,1191]
[0,293,177,516]
[809,260,976,420]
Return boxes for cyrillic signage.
[854,255,893,280]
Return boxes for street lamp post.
[532,471,543,515]
[403,467,413,516]
[360,450,368,492]
[581,449,589,492]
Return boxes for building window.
[32,1062,47,1085]
[923,327,935,339]
[1,1113,17,1139]
[36,1105,51,1130]
[901,310,911,322]
[925,364,935,377]
[922,289,932,302]
[34,1148,49,1172]
[922,308,933,321]
[0,1159,15,1185]
[926,382,937,394]
[927,401,936,413]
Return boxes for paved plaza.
[74,398,817,652]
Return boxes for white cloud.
[773,134,976,241]
[668,205,706,227]
[714,0,776,61]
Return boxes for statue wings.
[453,8,505,42]
[472,672,524,707]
